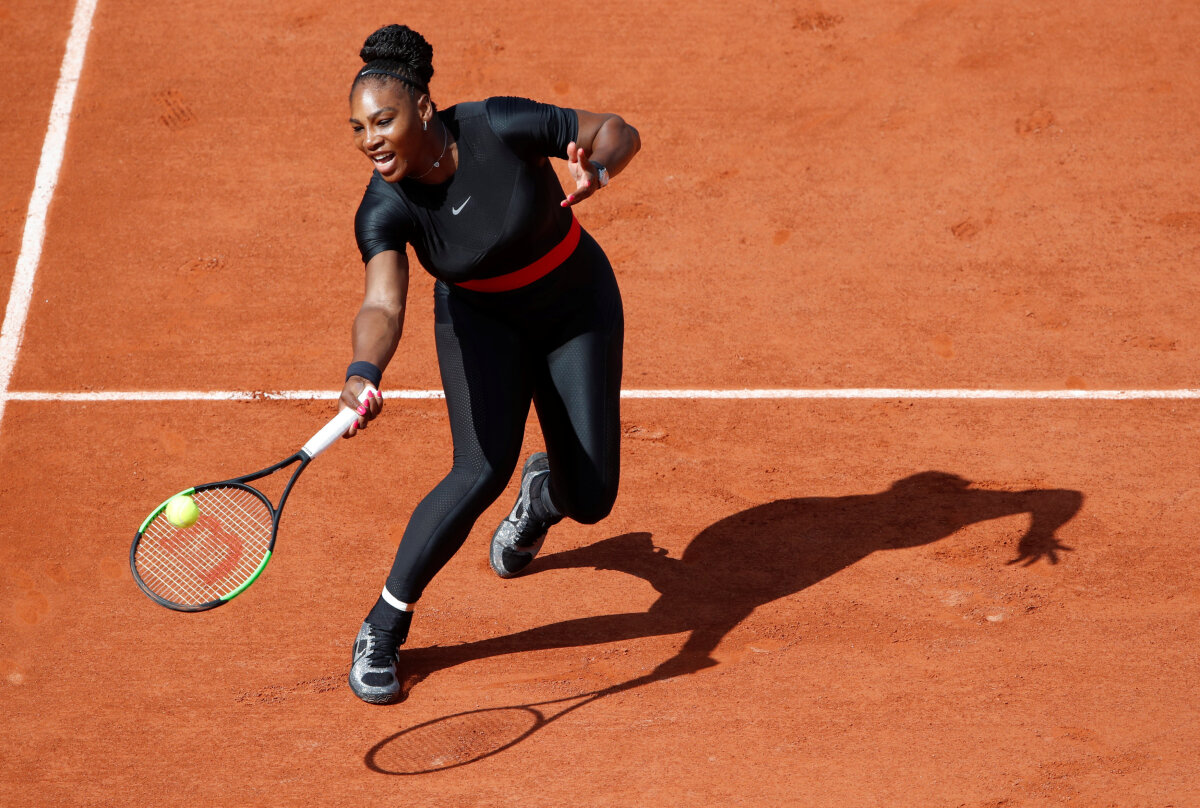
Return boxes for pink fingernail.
[357,406,367,414]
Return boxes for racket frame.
[129,452,309,612]
[129,386,373,612]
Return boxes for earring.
[423,121,427,131]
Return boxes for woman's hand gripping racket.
[130,387,377,612]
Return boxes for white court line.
[4,388,1200,402]
[0,0,100,436]
[0,0,1194,421]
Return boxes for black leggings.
[383,229,624,603]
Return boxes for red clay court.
[2,1,1199,805]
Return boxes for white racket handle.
[302,386,376,459]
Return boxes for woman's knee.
[557,479,618,525]
[444,459,514,512]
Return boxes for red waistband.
[455,214,581,293]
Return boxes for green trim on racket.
[137,487,196,534]
[221,549,273,601]
[130,481,277,611]
[130,387,375,612]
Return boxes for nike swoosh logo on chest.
[452,197,472,215]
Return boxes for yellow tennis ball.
[165,494,200,528]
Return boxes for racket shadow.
[366,691,609,775]
[366,471,1083,774]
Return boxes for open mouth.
[370,152,397,173]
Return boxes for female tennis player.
[337,24,640,704]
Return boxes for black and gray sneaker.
[349,621,402,705]
[490,452,558,578]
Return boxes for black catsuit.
[354,96,624,604]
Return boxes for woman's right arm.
[341,248,410,437]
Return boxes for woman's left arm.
[561,110,641,207]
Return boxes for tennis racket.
[130,387,375,612]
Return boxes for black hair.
[351,24,434,101]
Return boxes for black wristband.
[346,360,382,389]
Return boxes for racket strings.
[135,486,273,606]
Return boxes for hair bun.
[360,24,434,86]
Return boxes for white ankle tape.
[381,587,414,612]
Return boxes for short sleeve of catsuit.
[354,176,417,264]
[484,96,579,160]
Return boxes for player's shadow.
[366,471,1081,771]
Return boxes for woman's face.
[349,82,427,182]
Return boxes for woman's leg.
[377,288,535,607]
[352,287,536,703]
[531,242,624,525]
[532,307,624,524]
[488,236,625,580]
